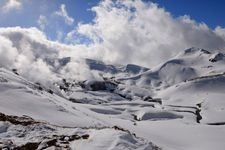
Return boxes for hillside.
[1,47,225,150]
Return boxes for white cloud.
[214,26,225,40]
[37,15,47,30]
[55,4,74,26]
[0,27,59,84]
[0,27,96,84]
[2,0,22,13]
[65,29,77,43]
[0,35,18,67]
[69,0,225,67]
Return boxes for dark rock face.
[143,97,162,105]
[47,89,54,94]
[143,96,153,101]
[200,49,211,54]
[90,81,108,91]
[0,113,39,126]
[4,133,91,150]
[35,82,43,91]
[0,112,91,150]
[125,64,149,74]
[68,98,82,103]
[209,58,217,62]
[15,142,40,150]
[85,59,118,73]
[46,139,58,147]
[209,53,224,62]
[83,80,117,92]
[12,69,19,75]
[81,134,89,139]
[57,79,75,92]
[40,134,89,149]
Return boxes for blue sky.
[0,0,225,41]
[151,0,225,28]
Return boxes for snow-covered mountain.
[1,47,225,150]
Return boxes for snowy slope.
[1,47,225,150]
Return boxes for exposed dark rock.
[151,98,162,105]
[47,89,54,94]
[15,142,40,150]
[143,96,153,101]
[0,112,39,126]
[1,140,15,150]
[59,85,69,92]
[38,86,43,91]
[84,80,117,91]
[207,122,225,125]
[196,103,202,108]
[113,126,127,132]
[81,134,89,139]
[143,97,162,105]
[46,139,57,147]
[209,58,217,62]
[12,69,19,75]
[132,114,140,121]
[57,134,89,142]
[59,135,67,141]
[125,64,149,74]
[196,103,202,123]
[68,98,82,103]
[209,53,224,62]
[90,81,107,91]
[69,134,81,141]
[85,58,118,74]
[35,82,43,91]
[200,49,211,54]
[79,81,86,89]
[62,79,70,88]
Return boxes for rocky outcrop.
[0,113,40,126]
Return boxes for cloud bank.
[71,0,225,67]
[0,0,225,84]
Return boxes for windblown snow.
[1,47,225,150]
